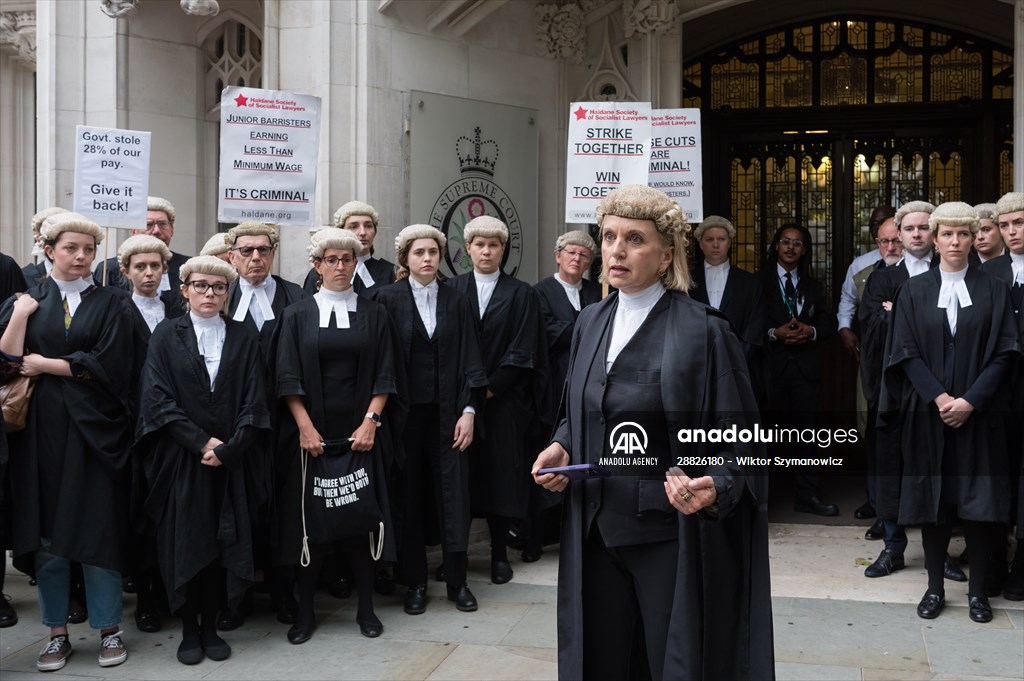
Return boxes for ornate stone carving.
[180,0,220,17]
[622,0,679,38]
[578,0,616,12]
[100,0,140,18]
[577,17,637,102]
[0,10,36,67]
[536,3,585,64]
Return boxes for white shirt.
[53,276,92,318]
[313,286,358,329]
[132,293,165,333]
[190,312,226,390]
[158,272,171,293]
[355,254,376,289]
[410,278,438,337]
[233,276,277,331]
[837,250,882,329]
[903,251,933,279]
[703,261,730,310]
[937,267,972,336]
[607,282,665,371]
[474,269,500,319]
[1011,252,1024,286]
[555,273,583,312]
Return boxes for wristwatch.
[365,411,382,427]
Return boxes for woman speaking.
[532,185,774,680]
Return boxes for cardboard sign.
[73,125,151,228]
[650,109,703,223]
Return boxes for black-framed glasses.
[779,237,804,248]
[319,255,357,268]
[232,245,273,258]
[186,280,229,295]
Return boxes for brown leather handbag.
[1,373,35,432]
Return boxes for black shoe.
[944,555,967,582]
[122,575,137,594]
[201,631,231,661]
[287,621,315,645]
[1003,563,1024,601]
[864,549,905,578]
[985,570,1006,598]
[447,584,478,612]
[854,501,876,520]
[327,577,352,599]
[176,635,203,665]
[916,592,945,619]
[434,564,446,583]
[215,609,244,631]
[274,594,298,625]
[491,560,514,585]
[134,609,161,633]
[794,497,840,516]
[864,519,885,541]
[0,593,17,628]
[968,595,993,623]
[521,547,543,563]
[357,614,383,638]
[403,585,427,615]
[374,568,395,596]
[67,598,87,625]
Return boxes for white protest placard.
[73,126,151,228]
[565,102,652,223]
[218,86,321,226]
[650,109,703,222]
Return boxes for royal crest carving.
[622,0,679,38]
[536,3,586,64]
[0,11,35,67]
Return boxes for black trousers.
[766,369,822,501]
[400,404,468,587]
[582,526,678,681]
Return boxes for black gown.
[371,279,488,554]
[0,253,27,549]
[271,296,401,565]
[0,279,135,573]
[135,315,271,611]
[447,271,548,518]
[878,267,1021,525]
[551,290,774,680]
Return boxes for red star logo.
[574,106,588,121]
[234,93,248,107]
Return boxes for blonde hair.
[595,184,692,292]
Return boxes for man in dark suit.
[92,196,190,292]
[759,223,838,516]
[690,215,764,355]
[302,201,396,296]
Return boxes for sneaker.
[98,630,127,668]
[36,635,72,672]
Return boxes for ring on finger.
[680,490,694,502]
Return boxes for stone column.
[0,3,36,261]
[623,0,681,108]
[1015,0,1024,191]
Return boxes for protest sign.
[650,108,703,222]
[73,125,151,228]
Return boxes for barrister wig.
[31,207,69,237]
[40,212,104,245]
[179,255,238,284]
[200,233,230,257]
[995,191,1024,218]
[117,234,172,270]
[595,184,692,292]
[148,196,177,224]
[693,215,736,240]
[225,221,280,248]
[333,200,379,228]
[929,201,980,234]
[555,229,596,254]
[463,215,509,245]
[308,227,365,263]
[395,224,447,282]
[974,203,997,222]
[894,200,935,227]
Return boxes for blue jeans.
[883,521,908,556]
[35,541,122,629]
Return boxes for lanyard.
[777,275,799,318]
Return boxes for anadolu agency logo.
[609,422,649,456]
[429,127,524,276]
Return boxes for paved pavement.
[2,523,1022,680]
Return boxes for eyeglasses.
[186,281,229,295]
[232,245,273,258]
[560,249,592,262]
[320,255,356,268]
[875,238,901,247]
[146,221,172,230]
[779,238,804,248]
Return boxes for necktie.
[63,297,71,335]
[784,272,796,300]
